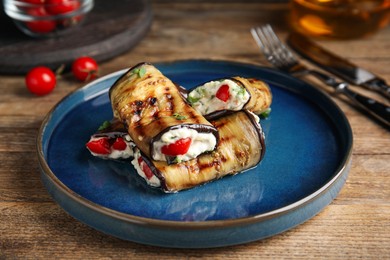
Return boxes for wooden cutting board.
[0,0,152,74]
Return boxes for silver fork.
[251,24,390,127]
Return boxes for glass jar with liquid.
[289,0,390,39]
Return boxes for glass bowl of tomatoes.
[3,0,94,38]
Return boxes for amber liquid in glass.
[290,0,390,39]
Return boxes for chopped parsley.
[196,87,206,95]
[98,120,111,131]
[238,87,247,96]
[172,156,182,164]
[132,67,146,78]
[260,108,271,118]
[173,113,187,120]
[187,95,201,105]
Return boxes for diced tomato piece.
[86,138,110,154]
[138,157,154,180]
[215,84,230,102]
[112,137,127,151]
[161,137,192,156]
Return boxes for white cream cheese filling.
[152,127,217,162]
[247,110,261,126]
[188,79,250,115]
[131,149,161,187]
[88,134,134,160]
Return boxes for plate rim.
[37,59,353,230]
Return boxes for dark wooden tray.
[0,0,152,74]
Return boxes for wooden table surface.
[1,1,389,259]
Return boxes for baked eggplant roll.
[109,63,219,164]
[187,77,272,119]
[131,111,266,193]
[86,120,135,160]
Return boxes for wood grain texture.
[1,1,389,259]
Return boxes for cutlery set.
[251,24,390,127]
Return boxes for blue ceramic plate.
[37,60,353,248]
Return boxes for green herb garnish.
[187,95,201,105]
[173,113,187,120]
[132,67,146,78]
[98,120,111,131]
[172,156,182,164]
[196,87,206,95]
[260,108,271,118]
[238,87,246,96]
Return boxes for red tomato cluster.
[23,0,82,34]
[25,56,99,96]
[86,137,127,155]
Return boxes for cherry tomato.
[137,157,154,180]
[215,84,230,102]
[25,66,56,96]
[161,138,192,156]
[25,7,56,33]
[112,137,127,151]
[71,56,99,81]
[45,0,80,15]
[86,137,110,155]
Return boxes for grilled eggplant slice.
[187,77,272,119]
[109,63,219,164]
[131,111,266,193]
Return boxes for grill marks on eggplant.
[109,63,219,162]
[140,111,264,193]
[105,62,269,192]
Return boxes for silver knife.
[287,32,390,99]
